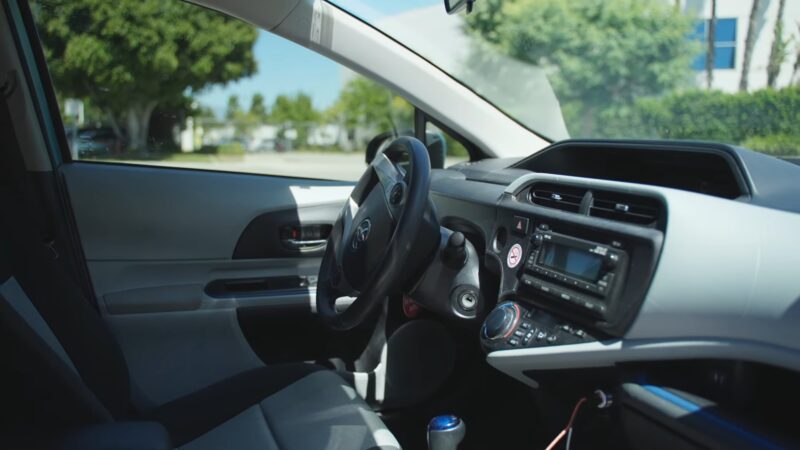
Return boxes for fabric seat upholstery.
[148,364,399,449]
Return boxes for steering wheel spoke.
[372,153,407,221]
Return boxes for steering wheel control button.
[506,243,523,269]
[389,183,404,205]
[512,216,529,235]
[351,218,372,250]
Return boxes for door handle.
[282,238,327,249]
[280,224,331,252]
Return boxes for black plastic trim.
[513,140,752,199]
[232,203,342,259]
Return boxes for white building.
[682,0,800,92]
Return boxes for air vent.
[590,190,662,226]
[528,182,587,213]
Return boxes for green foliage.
[249,93,268,120]
[328,76,412,131]
[226,95,243,120]
[598,86,800,144]
[594,86,800,156]
[467,0,698,136]
[217,142,246,156]
[270,93,319,124]
[742,134,800,156]
[33,0,258,148]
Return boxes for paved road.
[106,152,467,181]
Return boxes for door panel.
[61,163,352,260]
[61,162,352,409]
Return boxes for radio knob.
[604,252,619,269]
[482,302,521,340]
[532,233,544,248]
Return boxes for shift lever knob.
[428,415,466,450]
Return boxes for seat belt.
[0,71,98,309]
[0,71,58,257]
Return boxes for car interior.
[2,0,800,449]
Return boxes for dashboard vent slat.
[528,183,587,213]
[526,182,664,227]
[590,191,662,226]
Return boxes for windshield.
[332,0,800,157]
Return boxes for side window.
[425,122,471,169]
[30,0,412,181]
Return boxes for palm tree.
[766,0,788,87]
[740,0,763,91]
[705,0,716,89]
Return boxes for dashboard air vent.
[528,183,587,213]
[590,191,662,226]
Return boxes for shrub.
[741,134,800,156]
[216,142,246,156]
[595,86,800,149]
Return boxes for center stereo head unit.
[519,228,628,319]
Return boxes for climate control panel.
[480,301,595,352]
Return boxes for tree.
[740,0,763,91]
[226,95,243,120]
[328,76,412,132]
[249,93,268,120]
[766,0,789,88]
[33,0,258,150]
[467,0,697,136]
[269,93,320,147]
[270,93,319,124]
[705,0,716,89]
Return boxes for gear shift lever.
[428,415,466,450]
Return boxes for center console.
[481,181,664,353]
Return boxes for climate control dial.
[482,301,521,340]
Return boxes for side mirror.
[444,0,476,15]
[365,130,446,169]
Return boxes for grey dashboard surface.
[431,149,800,386]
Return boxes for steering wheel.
[317,137,434,330]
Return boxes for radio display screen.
[541,242,603,282]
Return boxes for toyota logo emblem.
[352,219,372,250]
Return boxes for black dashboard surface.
[448,140,800,214]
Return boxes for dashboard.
[427,140,800,387]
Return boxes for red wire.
[544,397,587,450]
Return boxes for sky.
[195,0,439,118]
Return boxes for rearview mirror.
[444,0,476,15]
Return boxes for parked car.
[73,126,126,157]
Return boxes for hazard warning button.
[512,216,529,236]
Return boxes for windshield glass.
[332,0,800,157]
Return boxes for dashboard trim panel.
[484,173,800,385]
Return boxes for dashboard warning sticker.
[507,243,523,269]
